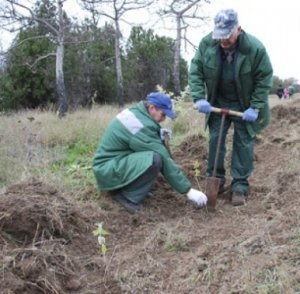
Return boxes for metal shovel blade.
[206,176,221,207]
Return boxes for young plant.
[93,222,109,255]
[193,159,202,188]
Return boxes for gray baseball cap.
[212,9,238,39]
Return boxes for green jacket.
[92,101,192,194]
[189,31,273,137]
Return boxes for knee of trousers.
[152,152,163,171]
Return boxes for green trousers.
[119,152,162,204]
[207,113,255,194]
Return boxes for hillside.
[0,97,299,293]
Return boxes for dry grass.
[0,102,205,190]
[1,96,298,189]
[0,106,120,188]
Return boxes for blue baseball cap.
[212,9,238,39]
[146,92,176,119]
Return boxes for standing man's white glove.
[186,188,207,207]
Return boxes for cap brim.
[163,109,176,119]
[212,27,235,39]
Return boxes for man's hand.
[186,188,207,207]
[195,100,211,113]
[242,107,259,122]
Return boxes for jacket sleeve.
[188,39,208,102]
[250,47,273,110]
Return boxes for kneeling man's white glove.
[186,188,207,207]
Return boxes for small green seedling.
[93,222,109,255]
[193,159,203,188]
[193,160,201,177]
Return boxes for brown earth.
[1,97,300,293]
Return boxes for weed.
[255,267,283,294]
[164,232,189,252]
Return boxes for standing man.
[92,92,207,214]
[189,9,273,206]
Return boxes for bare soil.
[1,96,300,293]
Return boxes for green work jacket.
[189,31,273,137]
[92,101,192,194]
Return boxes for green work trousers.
[118,152,162,204]
[207,113,255,194]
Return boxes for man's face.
[148,105,166,123]
[219,26,241,49]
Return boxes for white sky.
[1,0,299,82]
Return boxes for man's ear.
[147,104,155,115]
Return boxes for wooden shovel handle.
[211,107,243,117]
[193,104,243,117]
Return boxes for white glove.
[160,128,172,140]
[186,188,207,207]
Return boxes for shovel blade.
[206,177,220,207]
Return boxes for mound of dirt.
[0,178,121,293]
[172,133,208,180]
[1,97,300,293]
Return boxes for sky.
[1,0,299,82]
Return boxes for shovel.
[194,105,243,207]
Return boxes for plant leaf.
[101,244,107,255]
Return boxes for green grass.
[255,268,281,294]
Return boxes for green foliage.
[124,26,187,101]
[0,19,190,111]
[0,28,56,110]
[0,0,68,111]
[33,0,58,31]
[64,22,117,106]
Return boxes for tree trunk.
[173,15,181,97]
[115,20,124,107]
[56,0,67,118]
[56,43,67,118]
